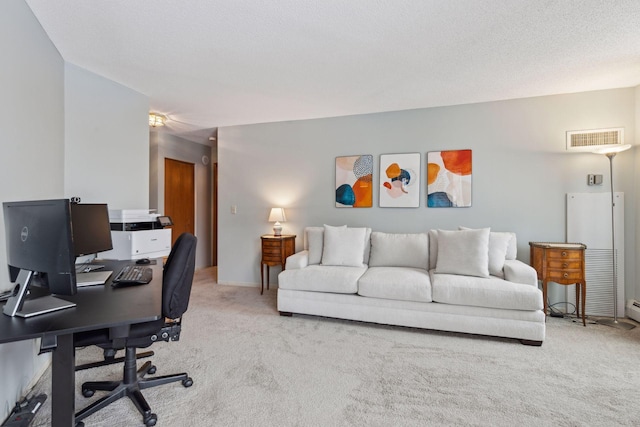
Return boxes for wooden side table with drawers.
[529,242,587,326]
[260,234,296,295]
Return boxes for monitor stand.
[2,270,76,318]
[13,295,76,318]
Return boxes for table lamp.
[268,208,286,236]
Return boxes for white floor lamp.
[592,144,635,330]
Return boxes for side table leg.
[581,282,586,326]
[542,280,548,320]
[260,263,264,295]
[575,284,580,319]
[266,266,270,291]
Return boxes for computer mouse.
[136,258,151,265]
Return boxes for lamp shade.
[592,144,631,155]
[268,208,286,223]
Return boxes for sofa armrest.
[285,250,309,270]
[503,260,538,287]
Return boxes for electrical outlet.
[231,205,237,214]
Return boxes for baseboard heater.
[627,300,640,323]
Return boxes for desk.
[529,242,587,326]
[0,259,163,426]
[260,235,296,295]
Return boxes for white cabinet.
[99,229,172,260]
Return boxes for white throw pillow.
[368,232,429,269]
[428,229,438,270]
[306,227,329,265]
[459,227,511,276]
[435,228,490,278]
[321,225,366,267]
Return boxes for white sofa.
[277,225,545,345]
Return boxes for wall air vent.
[566,128,624,152]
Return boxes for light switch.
[231,205,237,214]
[587,174,603,186]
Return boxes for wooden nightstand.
[260,234,296,295]
[529,242,587,326]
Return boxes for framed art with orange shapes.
[379,153,420,207]
[427,149,472,207]
[335,155,373,207]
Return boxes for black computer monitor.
[71,203,113,257]
[3,199,77,317]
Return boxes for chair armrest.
[503,259,538,286]
[285,250,309,270]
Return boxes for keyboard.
[111,265,153,286]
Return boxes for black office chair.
[74,233,197,427]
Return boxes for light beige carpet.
[29,268,640,426]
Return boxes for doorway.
[164,158,195,244]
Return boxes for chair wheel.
[148,365,157,375]
[82,388,95,398]
[75,422,85,427]
[182,377,193,387]
[144,413,158,426]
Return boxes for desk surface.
[0,259,163,426]
[0,259,163,344]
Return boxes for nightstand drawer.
[262,247,283,255]
[546,249,582,260]
[262,240,283,248]
[548,269,583,281]
[262,251,282,260]
[548,260,582,270]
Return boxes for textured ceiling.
[25,0,640,144]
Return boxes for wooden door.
[164,158,195,245]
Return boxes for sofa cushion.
[278,265,366,294]
[306,226,331,265]
[368,232,429,269]
[430,228,517,271]
[307,226,372,265]
[503,232,517,260]
[435,228,490,278]
[358,267,432,302]
[459,227,516,276]
[428,229,438,270]
[459,227,511,277]
[430,271,543,311]
[322,225,367,267]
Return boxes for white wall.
[149,131,213,269]
[0,0,65,419]
[635,85,640,303]
[64,63,149,208]
[218,88,637,303]
[0,2,151,419]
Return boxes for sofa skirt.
[277,289,545,343]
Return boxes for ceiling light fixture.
[149,113,166,127]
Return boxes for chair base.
[75,350,154,371]
[75,347,193,426]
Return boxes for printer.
[99,210,173,260]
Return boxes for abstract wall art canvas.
[427,149,472,207]
[335,155,373,207]
[379,153,420,207]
